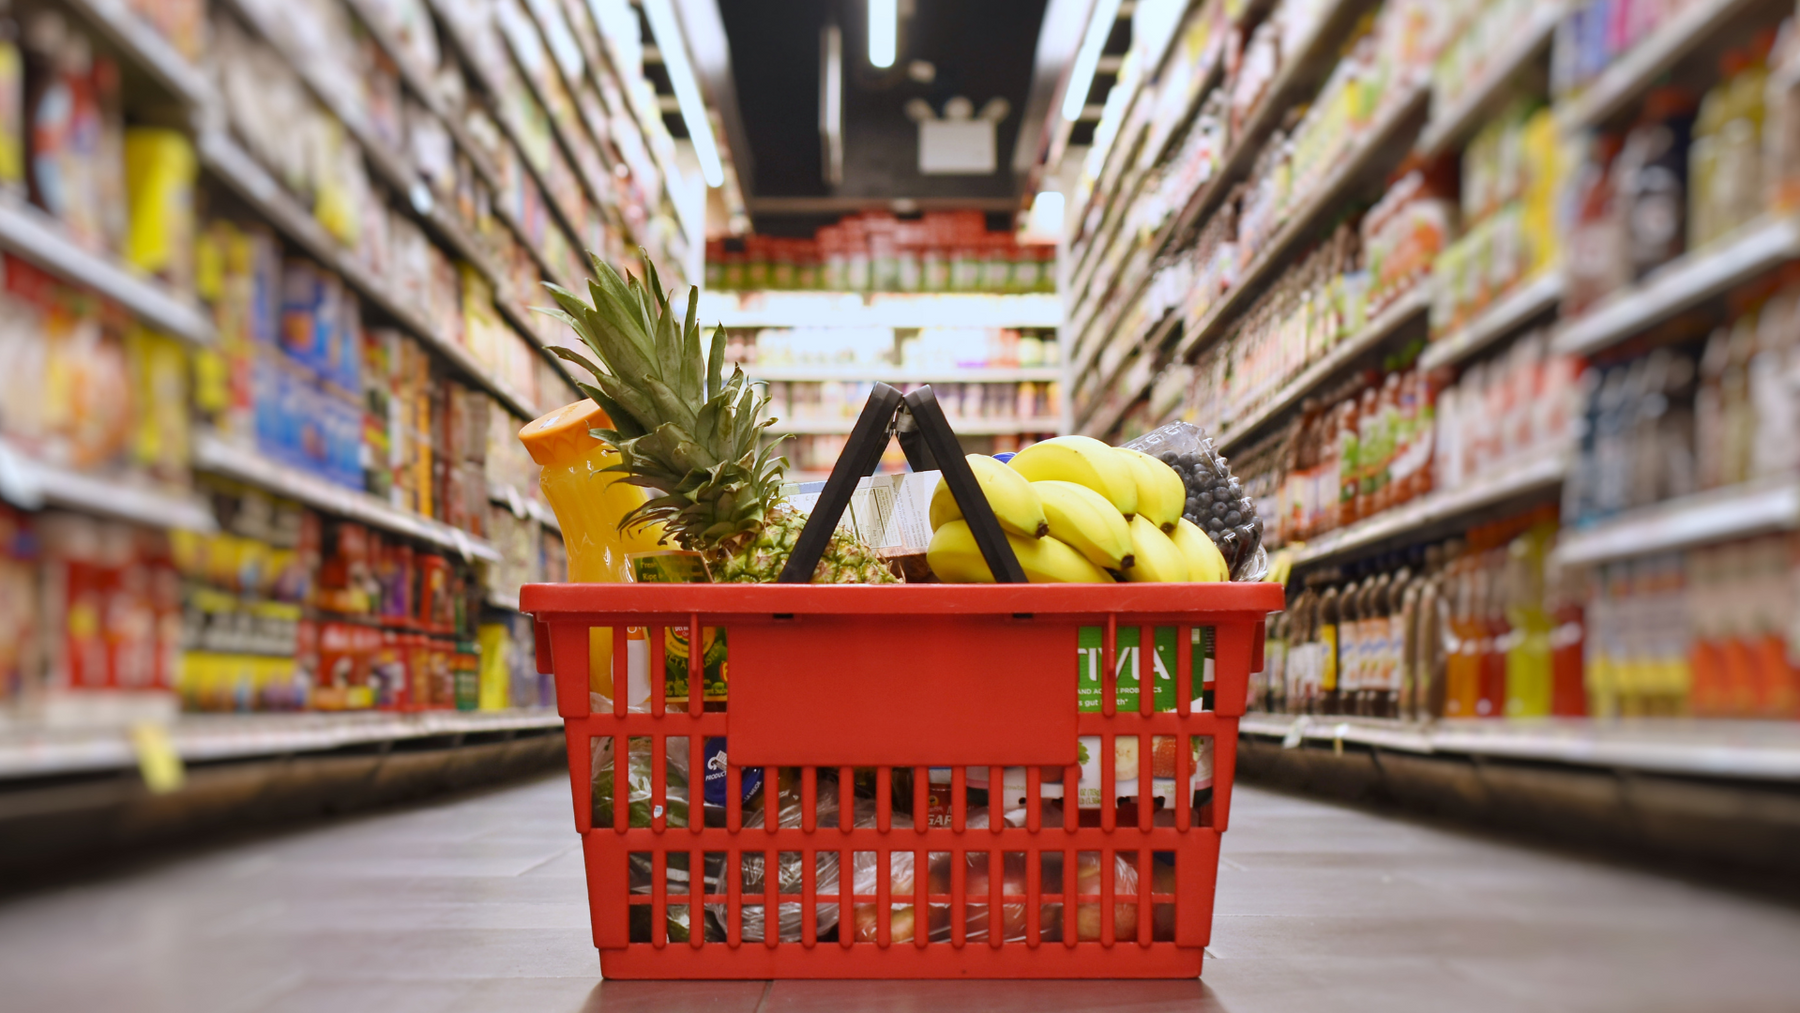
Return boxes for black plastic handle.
[776,383,1025,584]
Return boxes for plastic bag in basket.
[1124,421,1267,581]
[708,792,920,944]
[594,735,690,829]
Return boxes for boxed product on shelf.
[121,127,198,290]
[34,511,183,696]
[0,504,36,707]
[0,254,193,480]
[21,10,127,257]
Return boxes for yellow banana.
[1124,513,1190,583]
[1115,447,1186,533]
[1033,479,1134,571]
[929,455,1049,539]
[1007,436,1139,516]
[927,520,1112,584]
[1170,517,1229,582]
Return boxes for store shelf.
[340,0,502,186]
[747,366,1064,384]
[0,199,214,345]
[1173,83,1431,368]
[1082,82,1431,438]
[1291,451,1567,566]
[1555,0,1765,131]
[194,432,502,563]
[1067,18,1227,308]
[488,482,560,532]
[198,132,543,421]
[1416,2,1563,158]
[765,417,1062,436]
[1552,476,1800,568]
[1216,286,1431,454]
[1419,270,1564,371]
[697,291,1063,329]
[426,0,587,286]
[60,0,211,107]
[1551,215,1800,359]
[0,439,218,532]
[0,708,563,780]
[1068,0,1360,358]
[1238,713,1800,781]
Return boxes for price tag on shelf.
[129,722,185,795]
[450,526,474,563]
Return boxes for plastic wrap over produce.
[1126,421,1267,581]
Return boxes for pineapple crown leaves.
[537,249,787,555]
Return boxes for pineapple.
[544,252,897,584]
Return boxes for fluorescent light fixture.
[1029,190,1066,237]
[820,25,843,185]
[869,0,896,68]
[643,0,725,187]
[1060,0,1122,121]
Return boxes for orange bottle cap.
[519,399,614,467]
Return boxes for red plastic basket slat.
[523,581,1280,979]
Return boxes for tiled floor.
[4,774,1799,1012]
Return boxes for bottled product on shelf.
[706,211,1055,294]
[1431,103,1563,334]
[1262,506,1582,719]
[1565,269,1800,526]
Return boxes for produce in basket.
[540,251,896,584]
[1125,421,1265,579]
[1124,514,1188,583]
[923,438,1229,584]
[1007,436,1139,516]
[1114,446,1186,532]
[926,519,1109,583]
[1033,480,1133,570]
[927,454,1049,539]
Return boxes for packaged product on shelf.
[0,3,21,196]
[23,12,125,255]
[1566,274,1800,526]
[36,512,180,696]
[0,504,36,707]
[1433,104,1562,332]
[1769,13,1800,210]
[122,128,197,291]
[1690,37,1778,252]
[1269,507,1571,721]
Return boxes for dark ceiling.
[717,0,1051,235]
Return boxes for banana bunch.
[926,439,1231,584]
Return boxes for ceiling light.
[1060,0,1122,121]
[869,0,896,68]
[1029,190,1066,237]
[642,0,724,187]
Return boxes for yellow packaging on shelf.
[123,129,198,288]
[477,622,512,711]
[0,33,21,188]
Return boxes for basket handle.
[776,383,1025,583]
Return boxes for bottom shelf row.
[1259,494,1800,731]
[0,466,566,719]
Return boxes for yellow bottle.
[519,399,666,701]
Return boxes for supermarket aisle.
[5,776,1800,1013]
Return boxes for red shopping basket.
[521,384,1280,977]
